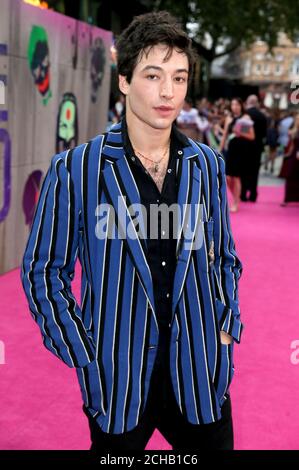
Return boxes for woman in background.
[281,113,299,206]
[264,109,280,173]
[219,98,255,212]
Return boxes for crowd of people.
[176,94,299,211]
[108,93,299,212]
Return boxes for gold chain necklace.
[133,145,170,173]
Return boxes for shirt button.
[167,168,172,173]
[166,293,170,298]
[162,261,166,266]
[131,156,135,161]
[157,199,160,203]
[178,150,183,155]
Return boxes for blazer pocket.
[76,359,107,417]
[216,342,234,403]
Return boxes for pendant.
[154,164,159,172]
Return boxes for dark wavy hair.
[115,11,197,83]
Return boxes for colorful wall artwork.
[0,0,112,274]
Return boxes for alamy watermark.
[290,340,299,365]
[0,340,5,365]
[95,199,206,250]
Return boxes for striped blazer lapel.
[100,124,156,317]
[172,145,202,321]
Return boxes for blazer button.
[148,345,156,350]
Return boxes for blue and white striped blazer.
[21,120,243,434]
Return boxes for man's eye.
[175,77,186,83]
[146,74,158,80]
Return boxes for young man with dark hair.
[21,11,243,451]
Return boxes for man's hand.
[220,330,233,345]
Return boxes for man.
[243,94,267,201]
[21,11,243,451]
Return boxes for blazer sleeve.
[21,153,96,368]
[211,151,244,343]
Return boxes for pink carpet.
[0,185,299,450]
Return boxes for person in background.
[281,113,299,206]
[243,94,267,202]
[176,97,209,142]
[196,97,210,118]
[219,97,255,212]
[278,111,294,153]
[264,109,280,174]
[107,93,125,128]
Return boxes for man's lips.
[154,106,174,111]
[154,106,175,117]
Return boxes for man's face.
[119,44,189,130]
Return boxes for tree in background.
[47,0,299,96]
[154,0,299,95]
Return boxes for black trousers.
[83,341,234,452]
[241,147,263,201]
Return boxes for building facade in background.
[241,33,299,108]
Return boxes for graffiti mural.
[56,92,78,153]
[90,37,106,103]
[27,25,52,105]
[0,110,11,223]
[71,22,79,70]
[0,0,112,274]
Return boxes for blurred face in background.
[183,99,192,111]
[231,99,243,117]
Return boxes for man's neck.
[125,111,172,156]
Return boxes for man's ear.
[118,75,129,95]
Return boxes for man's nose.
[160,79,174,99]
